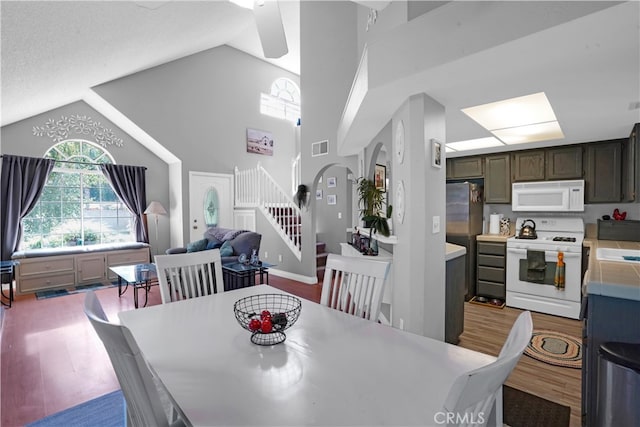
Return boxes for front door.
[189,172,233,242]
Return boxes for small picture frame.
[327,194,337,205]
[246,128,274,156]
[374,164,386,190]
[316,189,323,200]
[431,139,442,168]
[327,176,337,188]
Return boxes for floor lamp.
[144,201,167,255]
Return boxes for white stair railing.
[291,153,301,195]
[235,163,302,261]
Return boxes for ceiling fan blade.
[253,0,288,58]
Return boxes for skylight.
[448,92,564,152]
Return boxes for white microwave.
[512,180,585,212]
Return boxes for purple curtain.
[99,164,149,243]
[1,155,55,261]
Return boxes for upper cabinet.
[511,145,582,182]
[622,123,639,202]
[511,151,545,181]
[585,139,623,203]
[545,146,583,180]
[484,154,511,204]
[446,156,483,179]
[446,124,637,204]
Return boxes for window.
[260,78,300,123]
[21,140,135,249]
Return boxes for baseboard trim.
[268,268,318,285]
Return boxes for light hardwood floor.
[1,278,581,427]
[459,303,582,427]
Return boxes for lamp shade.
[144,201,167,216]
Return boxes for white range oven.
[506,217,584,319]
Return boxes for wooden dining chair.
[442,310,533,427]
[320,253,391,322]
[154,249,225,304]
[83,291,185,427]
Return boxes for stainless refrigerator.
[446,182,483,300]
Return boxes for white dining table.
[118,285,498,426]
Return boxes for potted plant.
[357,177,392,255]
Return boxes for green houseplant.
[357,177,392,255]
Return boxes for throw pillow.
[219,240,234,257]
[206,238,222,250]
[222,229,248,241]
[186,238,208,253]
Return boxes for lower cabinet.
[445,254,465,345]
[15,246,150,294]
[476,241,506,299]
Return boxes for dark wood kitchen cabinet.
[476,241,506,299]
[622,123,639,202]
[446,156,484,179]
[512,150,545,181]
[545,145,583,180]
[585,139,623,203]
[484,154,511,203]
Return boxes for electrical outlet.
[432,216,440,234]
[264,251,268,259]
[278,254,283,262]
[338,212,342,219]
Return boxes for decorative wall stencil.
[33,115,124,147]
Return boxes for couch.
[166,227,261,265]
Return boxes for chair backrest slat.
[320,254,390,322]
[155,249,225,304]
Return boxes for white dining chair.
[83,291,185,427]
[154,249,225,304]
[442,310,533,427]
[320,253,391,322]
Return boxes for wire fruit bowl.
[234,294,302,345]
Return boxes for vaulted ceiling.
[2,1,639,155]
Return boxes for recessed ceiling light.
[446,137,505,151]
[460,92,563,145]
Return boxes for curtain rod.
[0,155,147,170]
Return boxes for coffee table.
[110,263,158,308]
[222,261,275,290]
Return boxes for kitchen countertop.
[446,242,466,261]
[476,233,513,243]
[584,238,640,301]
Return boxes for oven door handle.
[507,248,581,258]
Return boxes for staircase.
[235,163,302,261]
[316,241,328,282]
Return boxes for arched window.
[260,78,301,123]
[21,140,135,249]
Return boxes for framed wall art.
[316,189,323,200]
[374,164,386,190]
[246,128,274,156]
[431,138,442,168]
[327,177,337,188]
[327,194,337,205]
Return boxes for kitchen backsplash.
[483,202,638,234]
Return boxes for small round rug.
[524,330,582,369]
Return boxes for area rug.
[26,386,569,427]
[504,385,571,427]
[524,329,582,369]
[26,390,124,427]
[35,281,118,300]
